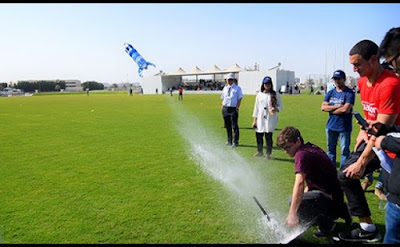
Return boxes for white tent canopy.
[171,67,186,75]
[166,63,243,76]
[226,63,243,72]
[207,65,222,73]
[189,66,203,74]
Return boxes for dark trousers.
[337,142,381,217]
[256,132,273,155]
[290,190,346,231]
[222,106,239,144]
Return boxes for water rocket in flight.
[124,43,156,77]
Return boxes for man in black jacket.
[369,27,400,244]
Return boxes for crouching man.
[276,126,351,237]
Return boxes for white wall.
[161,75,182,92]
[141,68,295,95]
[141,76,163,94]
[276,69,295,92]
[238,69,287,95]
[141,75,182,94]
[238,70,271,95]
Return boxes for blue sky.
[1,3,399,84]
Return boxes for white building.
[140,64,295,95]
[65,80,83,91]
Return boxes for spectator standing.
[252,76,282,161]
[178,86,183,100]
[221,73,243,148]
[337,39,400,243]
[321,69,355,168]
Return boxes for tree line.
[8,80,104,92]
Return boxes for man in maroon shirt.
[276,126,351,237]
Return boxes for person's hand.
[343,160,366,179]
[285,213,299,228]
[354,132,368,152]
[367,120,382,136]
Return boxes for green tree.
[82,81,104,91]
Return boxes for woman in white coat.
[251,76,282,161]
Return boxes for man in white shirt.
[221,73,243,148]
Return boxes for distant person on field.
[252,76,282,161]
[276,126,351,238]
[86,88,89,96]
[178,86,183,100]
[221,73,243,148]
[321,69,355,168]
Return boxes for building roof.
[171,67,186,75]
[189,66,203,74]
[164,64,243,77]
[207,65,222,73]
[226,63,243,72]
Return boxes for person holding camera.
[355,27,400,244]
[337,39,400,243]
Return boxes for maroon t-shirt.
[294,142,343,202]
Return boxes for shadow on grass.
[236,145,282,151]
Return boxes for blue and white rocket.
[124,43,156,77]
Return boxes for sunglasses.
[381,52,400,74]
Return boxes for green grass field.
[0,91,386,243]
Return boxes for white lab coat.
[252,91,282,133]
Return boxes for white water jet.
[170,101,307,243]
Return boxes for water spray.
[171,100,299,243]
[253,196,270,221]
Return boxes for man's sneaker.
[313,222,336,238]
[338,226,381,243]
[225,142,232,146]
[231,143,238,148]
[375,187,387,201]
[361,177,372,191]
[253,152,263,157]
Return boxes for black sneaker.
[231,143,238,148]
[313,222,336,238]
[338,226,381,243]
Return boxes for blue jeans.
[384,201,400,244]
[326,129,351,168]
[364,169,385,189]
[375,170,384,189]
